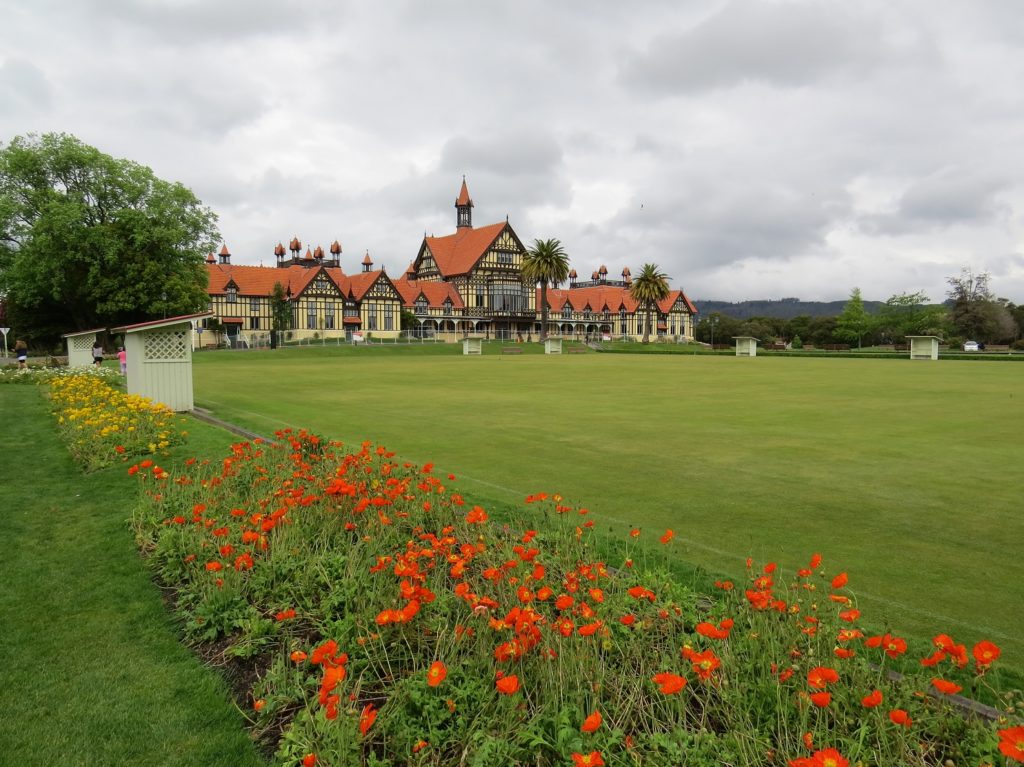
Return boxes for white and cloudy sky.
[3,0,1024,302]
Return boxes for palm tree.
[629,263,670,344]
[522,238,570,342]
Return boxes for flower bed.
[130,430,1022,766]
[48,370,188,471]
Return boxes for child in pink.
[118,347,127,375]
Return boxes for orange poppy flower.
[619,614,636,626]
[652,672,687,695]
[578,621,603,637]
[972,640,1001,667]
[809,691,831,708]
[359,703,377,736]
[865,633,907,658]
[660,529,674,544]
[290,650,308,663]
[495,674,520,695]
[807,666,839,689]
[931,678,961,695]
[830,572,848,589]
[629,529,641,538]
[837,609,860,623]
[792,748,849,767]
[888,709,912,727]
[302,754,316,767]
[998,725,1024,761]
[861,689,883,708]
[689,649,721,681]
[571,751,605,767]
[833,647,855,659]
[427,661,447,687]
[581,710,602,733]
[555,595,574,610]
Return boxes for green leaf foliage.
[0,132,219,345]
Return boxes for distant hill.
[691,297,884,319]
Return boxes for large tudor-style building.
[202,180,696,345]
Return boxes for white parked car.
[963,341,979,351]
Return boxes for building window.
[562,305,572,319]
[620,321,628,335]
[250,316,260,330]
[443,299,452,314]
[384,304,394,330]
[344,302,359,318]
[250,298,259,313]
[488,282,526,313]
[325,302,335,330]
[415,298,428,315]
[367,306,377,330]
[497,251,513,265]
[307,305,317,329]
[476,289,485,308]
[226,287,237,303]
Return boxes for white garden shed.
[907,335,942,361]
[544,338,563,354]
[462,336,483,355]
[62,328,105,368]
[733,336,759,357]
[111,312,211,411]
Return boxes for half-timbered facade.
[396,180,537,339]
[202,180,696,346]
[203,244,403,346]
[394,181,697,341]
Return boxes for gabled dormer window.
[226,287,237,303]
[443,299,452,313]
[415,297,428,315]
[561,305,572,319]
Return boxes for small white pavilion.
[544,338,563,354]
[462,336,483,355]
[62,328,106,368]
[733,336,759,357]
[111,312,211,411]
[907,335,942,361]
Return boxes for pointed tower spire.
[455,176,473,229]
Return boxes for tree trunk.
[539,280,549,342]
[642,302,651,344]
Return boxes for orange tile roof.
[456,178,472,206]
[393,277,465,309]
[207,263,340,299]
[420,221,507,277]
[542,285,697,315]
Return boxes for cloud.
[0,58,52,112]
[621,0,903,94]
[859,168,1011,235]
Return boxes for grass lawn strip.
[0,384,266,767]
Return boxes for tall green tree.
[875,291,948,342]
[271,282,292,332]
[522,238,569,341]
[835,287,870,348]
[946,267,1014,342]
[629,263,670,344]
[0,133,218,344]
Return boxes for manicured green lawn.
[191,345,1024,672]
[0,385,267,767]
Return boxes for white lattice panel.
[143,330,188,361]
[72,336,94,350]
